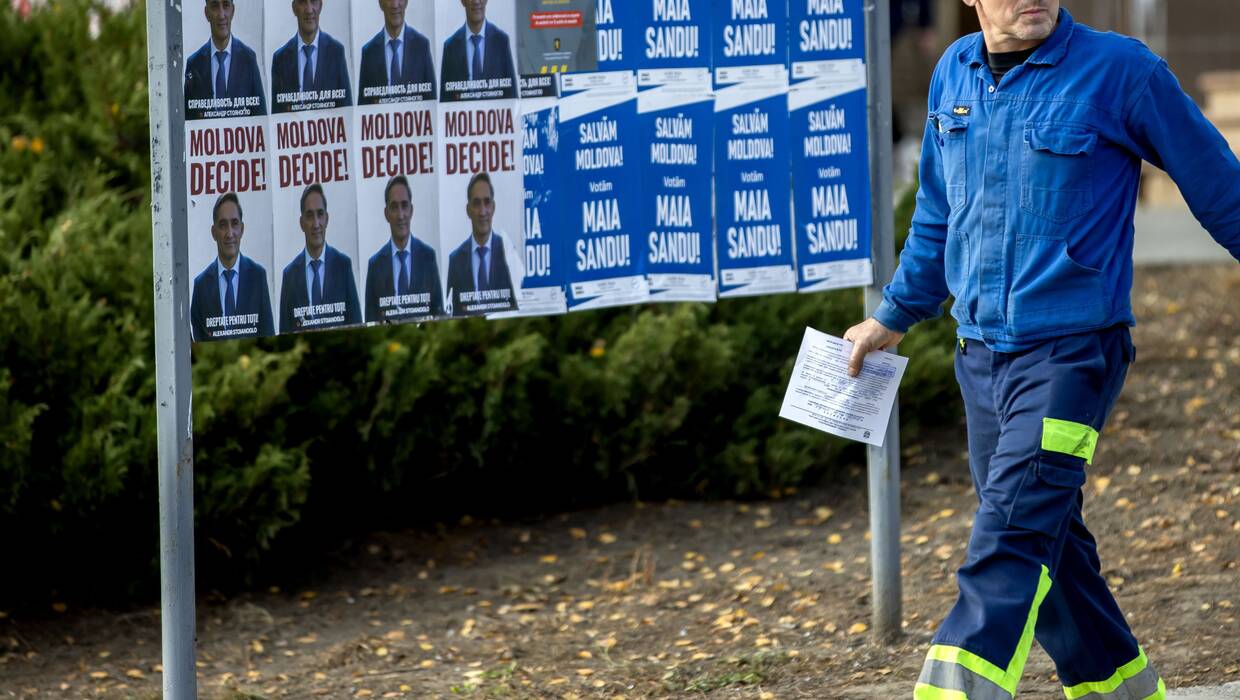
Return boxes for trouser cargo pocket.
[1006,453,1086,537]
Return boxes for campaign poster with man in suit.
[184,0,267,120]
[442,172,521,316]
[436,0,518,102]
[267,0,353,114]
[353,0,438,105]
[514,0,596,98]
[277,183,363,333]
[361,176,444,323]
[189,193,277,341]
[183,1,274,344]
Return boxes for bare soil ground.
[2,264,1237,700]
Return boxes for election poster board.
[712,0,794,298]
[172,0,880,344]
[560,71,650,311]
[352,0,444,324]
[635,0,715,302]
[266,0,363,335]
[183,1,276,342]
[789,0,872,292]
[516,0,597,98]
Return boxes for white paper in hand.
[779,327,908,446]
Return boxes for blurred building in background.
[892,0,1240,207]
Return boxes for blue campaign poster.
[637,0,712,72]
[712,0,788,75]
[789,0,865,81]
[560,71,650,310]
[790,72,873,292]
[595,0,639,72]
[499,102,569,316]
[638,72,716,302]
[713,69,796,297]
[787,0,871,292]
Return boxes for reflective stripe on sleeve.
[1062,648,1166,700]
[1041,417,1099,464]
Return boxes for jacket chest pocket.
[936,113,969,211]
[1020,122,1097,225]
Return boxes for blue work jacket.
[875,9,1240,351]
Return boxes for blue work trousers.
[916,326,1165,699]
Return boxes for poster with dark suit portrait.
[266,0,362,335]
[267,0,354,114]
[183,0,268,120]
[353,0,438,105]
[186,189,277,342]
[436,0,518,102]
[514,0,596,98]
[352,0,442,324]
[183,0,275,342]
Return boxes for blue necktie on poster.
[397,250,410,295]
[310,259,323,306]
[215,51,226,97]
[224,269,236,316]
[476,247,489,291]
[302,45,314,90]
[471,34,483,79]
[389,39,401,85]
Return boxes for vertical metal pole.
[145,0,197,696]
[863,0,903,642]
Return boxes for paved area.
[1134,207,1235,264]
[1170,681,1240,699]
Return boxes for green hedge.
[0,0,960,605]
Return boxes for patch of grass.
[663,650,792,693]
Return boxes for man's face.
[385,183,413,243]
[211,200,244,261]
[379,0,406,31]
[204,0,234,45]
[292,0,322,38]
[460,0,487,28]
[964,0,1058,51]
[300,191,329,253]
[466,179,495,239]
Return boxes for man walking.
[844,2,1240,698]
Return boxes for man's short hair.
[212,192,244,222]
[300,183,327,214]
[466,172,493,200]
[384,175,411,206]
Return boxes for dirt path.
[2,264,1237,699]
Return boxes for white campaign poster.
[183,0,276,341]
[353,0,444,323]
[435,0,524,318]
[267,0,362,334]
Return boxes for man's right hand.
[842,318,905,377]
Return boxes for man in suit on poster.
[439,0,517,100]
[279,184,362,333]
[446,172,517,316]
[270,0,353,112]
[364,175,444,322]
[357,0,437,104]
[190,193,275,341]
[184,0,267,118]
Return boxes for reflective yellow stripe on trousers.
[913,566,1053,699]
[1061,648,1166,700]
